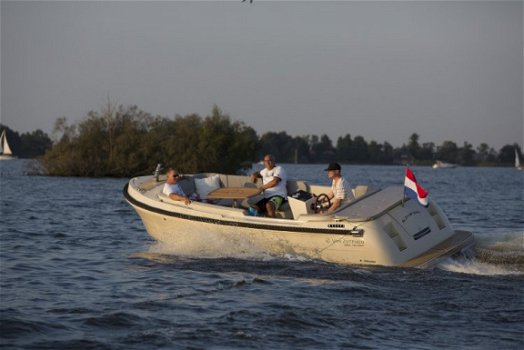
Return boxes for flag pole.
[402,166,406,207]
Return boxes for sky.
[1,0,522,149]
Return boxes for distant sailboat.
[0,130,16,160]
[515,148,523,170]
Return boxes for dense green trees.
[255,130,521,167]
[40,105,259,177]
[2,107,522,177]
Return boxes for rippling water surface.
[1,160,523,349]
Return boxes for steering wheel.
[312,193,331,214]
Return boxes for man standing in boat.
[250,154,288,217]
[323,162,355,213]
[163,168,191,205]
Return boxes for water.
[1,160,523,349]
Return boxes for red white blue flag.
[404,167,429,207]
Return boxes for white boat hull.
[432,161,456,169]
[124,174,474,268]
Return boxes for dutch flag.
[404,167,429,207]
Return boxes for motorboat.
[0,130,16,160]
[432,160,456,169]
[124,171,474,268]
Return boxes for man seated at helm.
[322,162,355,213]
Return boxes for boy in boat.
[249,154,288,217]
[163,168,191,205]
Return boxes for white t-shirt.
[260,166,287,199]
[331,177,355,203]
[162,183,186,197]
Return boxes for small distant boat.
[432,160,456,169]
[515,149,523,170]
[0,130,16,160]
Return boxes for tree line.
[1,104,521,177]
[260,131,521,167]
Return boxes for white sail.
[516,149,521,169]
[0,130,13,155]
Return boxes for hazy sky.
[1,0,522,149]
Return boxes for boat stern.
[400,229,475,268]
[365,198,475,267]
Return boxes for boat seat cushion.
[221,174,253,188]
[178,178,196,196]
[194,174,222,200]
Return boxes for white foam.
[475,230,524,252]
[438,257,523,276]
[145,230,293,262]
[438,230,524,276]
[140,229,524,275]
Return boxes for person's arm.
[169,192,191,205]
[327,198,342,213]
[258,176,281,194]
[251,171,261,183]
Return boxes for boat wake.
[143,230,305,263]
[438,230,524,276]
[137,229,523,276]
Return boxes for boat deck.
[133,173,403,222]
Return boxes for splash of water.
[144,230,287,262]
[137,227,524,276]
[439,230,524,276]
[439,257,523,276]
